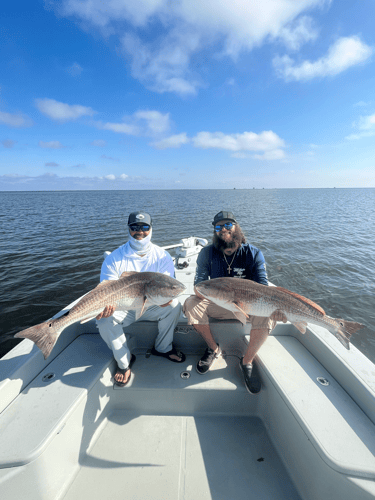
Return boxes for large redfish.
[15,271,186,359]
[195,278,364,349]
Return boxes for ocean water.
[1,188,374,362]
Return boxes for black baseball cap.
[212,211,237,226]
[128,211,152,226]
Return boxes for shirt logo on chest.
[233,267,245,278]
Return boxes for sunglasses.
[129,224,151,232]
[214,222,235,232]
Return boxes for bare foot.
[114,366,131,386]
[169,352,183,361]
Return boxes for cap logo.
[136,214,145,220]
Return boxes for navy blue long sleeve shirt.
[194,243,269,286]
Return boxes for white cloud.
[39,140,65,149]
[90,139,107,147]
[54,0,329,95]
[98,122,140,135]
[101,154,119,161]
[100,173,128,181]
[358,113,375,130]
[95,109,171,137]
[121,31,201,95]
[133,110,171,135]
[0,111,33,128]
[230,152,250,159]
[253,149,286,160]
[346,131,375,140]
[1,139,17,148]
[59,0,166,28]
[35,98,96,122]
[192,130,285,152]
[67,62,83,76]
[354,101,371,107]
[346,112,375,140]
[152,133,190,149]
[273,36,373,81]
[277,15,318,51]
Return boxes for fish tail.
[334,318,364,350]
[14,320,61,359]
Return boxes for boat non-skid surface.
[63,412,300,500]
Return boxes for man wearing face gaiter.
[96,211,185,387]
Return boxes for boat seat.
[257,336,375,480]
[0,334,113,468]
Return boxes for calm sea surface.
[1,189,374,363]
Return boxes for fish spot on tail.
[275,287,325,315]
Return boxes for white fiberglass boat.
[1,237,375,500]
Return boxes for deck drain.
[42,372,55,382]
[317,377,329,386]
[180,371,191,379]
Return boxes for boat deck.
[65,413,299,500]
[63,353,300,500]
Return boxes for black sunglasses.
[129,224,151,232]
[214,222,235,232]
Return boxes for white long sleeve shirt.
[100,242,175,281]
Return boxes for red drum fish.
[195,278,364,349]
[15,271,186,359]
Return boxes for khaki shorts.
[183,295,276,331]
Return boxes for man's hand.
[270,310,288,323]
[96,305,116,320]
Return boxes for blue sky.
[1,0,374,190]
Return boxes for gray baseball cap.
[212,210,237,226]
[127,211,152,226]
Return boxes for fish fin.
[14,321,60,359]
[80,316,97,324]
[119,271,139,279]
[275,287,325,315]
[334,318,364,350]
[232,310,247,325]
[135,296,148,320]
[233,302,250,318]
[93,280,111,289]
[292,321,308,334]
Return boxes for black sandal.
[114,354,136,387]
[151,345,186,363]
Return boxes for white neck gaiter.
[127,228,153,255]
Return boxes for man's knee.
[183,295,199,312]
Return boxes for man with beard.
[183,210,286,393]
[96,211,185,387]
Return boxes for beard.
[213,224,246,252]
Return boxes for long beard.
[213,226,245,252]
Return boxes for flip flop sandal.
[113,354,136,387]
[151,345,186,363]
